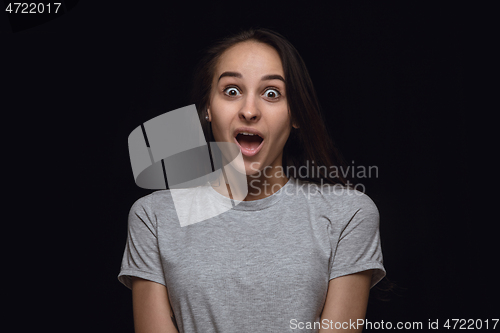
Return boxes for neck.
[242,167,289,201]
[209,163,289,202]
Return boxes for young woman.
[118,28,386,333]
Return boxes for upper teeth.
[239,132,255,136]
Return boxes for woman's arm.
[131,277,179,333]
[319,269,373,333]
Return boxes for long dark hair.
[189,27,398,299]
[189,27,349,187]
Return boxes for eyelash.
[223,85,282,99]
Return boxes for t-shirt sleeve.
[117,194,166,290]
[329,194,386,288]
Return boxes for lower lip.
[233,136,264,157]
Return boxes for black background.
[3,1,491,332]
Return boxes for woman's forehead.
[215,41,284,79]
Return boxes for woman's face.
[207,41,296,176]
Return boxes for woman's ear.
[206,107,211,122]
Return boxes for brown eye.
[264,88,280,99]
[224,87,240,97]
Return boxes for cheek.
[277,129,291,147]
[211,121,225,142]
[272,112,292,144]
[210,105,232,142]
[267,126,291,155]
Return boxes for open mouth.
[234,132,264,157]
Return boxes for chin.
[243,160,265,177]
[229,159,259,176]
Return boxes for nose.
[238,97,261,122]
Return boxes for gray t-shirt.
[118,176,386,332]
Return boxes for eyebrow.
[217,71,285,83]
[261,74,285,82]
